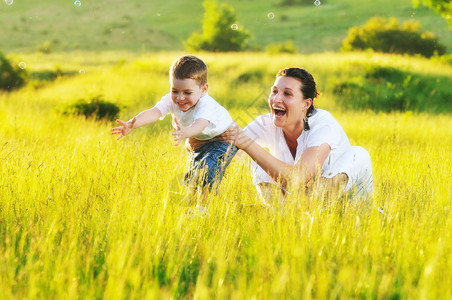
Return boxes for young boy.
[112,55,237,206]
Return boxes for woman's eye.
[284,92,292,96]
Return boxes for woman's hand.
[185,122,246,151]
[222,123,255,150]
[216,123,241,144]
[216,122,255,149]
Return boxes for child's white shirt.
[154,92,233,140]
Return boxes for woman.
[233,67,373,205]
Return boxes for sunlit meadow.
[1,52,451,298]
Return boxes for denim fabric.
[184,141,238,191]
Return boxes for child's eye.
[184,92,192,95]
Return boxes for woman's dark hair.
[276,67,319,119]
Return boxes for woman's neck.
[282,121,303,143]
[282,123,303,159]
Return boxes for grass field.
[1,0,451,54]
[1,51,452,298]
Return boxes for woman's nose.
[273,92,283,103]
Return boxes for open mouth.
[273,107,286,117]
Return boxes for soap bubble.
[231,24,238,30]
[267,12,275,20]
[79,69,85,75]
[74,0,81,7]
[5,0,13,5]
[18,62,26,69]
[314,0,321,6]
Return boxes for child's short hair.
[170,55,208,86]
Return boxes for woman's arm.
[235,127,330,186]
[296,143,331,182]
[185,123,238,151]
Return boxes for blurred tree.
[413,0,452,28]
[341,17,447,57]
[184,0,251,52]
[0,52,25,91]
[63,95,120,121]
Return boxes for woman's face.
[268,76,312,130]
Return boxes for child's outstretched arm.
[112,107,162,140]
[172,118,209,146]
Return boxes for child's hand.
[112,117,136,140]
[172,130,185,146]
[172,118,187,146]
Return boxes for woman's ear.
[305,98,313,109]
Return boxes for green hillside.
[0,0,450,54]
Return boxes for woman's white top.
[244,109,351,179]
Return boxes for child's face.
[170,78,208,112]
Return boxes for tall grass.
[1,51,451,298]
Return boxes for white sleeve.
[194,98,226,124]
[153,93,174,119]
[243,114,272,148]
[192,97,234,137]
[307,122,345,150]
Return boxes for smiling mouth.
[273,108,286,117]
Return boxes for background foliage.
[0,52,26,90]
[413,0,452,28]
[331,65,451,112]
[341,17,446,57]
[63,95,120,121]
[184,0,251,52]
[0,0,450,54]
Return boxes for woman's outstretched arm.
[234,126,330,186]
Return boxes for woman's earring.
[303,118,310,130]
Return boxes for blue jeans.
[184,141,238,191]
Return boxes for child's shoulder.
[201,92,217,102]
[200,93,225,107]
